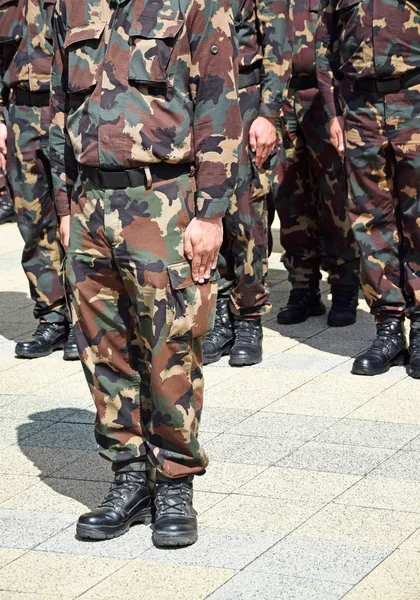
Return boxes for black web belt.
[14,88,50,107]
[239,67,261,89]
[80,163,191,190]
[354,69,420,94]
[289,75,317,90]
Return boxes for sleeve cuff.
[54,190,71,217]
[258,102,282,119]
[195,196,228,219]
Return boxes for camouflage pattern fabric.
[272,0,359,290]
[0,164,10,198]
[67,174,215,476]
[51,0,241,475]
[316,0,420,318]
[0,0,66,323]
[217,0,293,318]
[50,0,242,217]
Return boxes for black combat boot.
[229,316,263,366]
[277,288,326,325]
[152,475,198,548]
[328,287,359,327]
[77,465,152,540]
[15,321,67,358]
[352,319,407,376]
[203,298,234,365]
[0,196,15,225]
[407,326,420,379]
[63,324,79,361]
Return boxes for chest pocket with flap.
[64,21,106,93]
[128,16,183,86]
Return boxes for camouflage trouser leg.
[274,87,359,289]
[67,174,214,477]
[0,165,11,200]
[6,103,67,323]
[342,84,420,320]
[218,84,272,318]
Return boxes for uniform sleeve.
[0,51,7,125]
[187,0,242,219]
[49,2,78,217]
[256,0,294,119]
[315,0,342,119]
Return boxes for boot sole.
[229,355,262,367]
[152,530,198,548]
[203,344,232,366]
[277,304,326,325]
[352,351,407,376]
[406,365,420,379]
[15,341,66,359]
[63,350,79,361]
[76,507,152,541]
[0,216,16,225]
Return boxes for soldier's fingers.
[249,127,257,153]
[0,153,5,171]
[184,233,193,261]
[192,255,202,281]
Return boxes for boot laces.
[233,318,261,341]
[370,323,402,353]
[155,482,192,516]
[99,472,146,510]
[33,322,59,339]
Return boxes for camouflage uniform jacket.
[292,0,318,76]
[50,0,242,218]
[0,0,55,122]
[316,0,420,118]
[233,0,293,117]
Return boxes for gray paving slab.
[314,419,420,449]
[229,412,337,441]
[200,407,255,434]
[37,522,153,559]
[19,422,97,451]
[403,435,420,451]
[204,433,302,466]
[0,418,52,446]
[369,450,420,480]
[276,442,395,475]
[141,527,282,569]
[208,571,352,600]
[244,536,392,585]
[0,395,92,421]
[0,509,77,549]
[251,352,346,372]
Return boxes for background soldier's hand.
[59,215,70,252]
[249,116,277,168]
[184,216,223,283]
[0,123,7,171]
[329,116,345,155]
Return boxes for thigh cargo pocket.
[166,261,219,342]
[64,21,106,94]
[128,17,183,86]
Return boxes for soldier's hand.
[329,116,345,156]
[0,123,7,171]
[249,116,277,169]
[184,217,223,284]
[59,215,70,252]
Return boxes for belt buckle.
[376,78,401,94]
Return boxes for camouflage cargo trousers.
[6,102,67,323]
[217,84,273,319]
[67,173,216,477]
[341,83,420,320]
[273,87,359,289]
[0,165,10,199]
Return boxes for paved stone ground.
[0,220,420,600]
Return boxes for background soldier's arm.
[49,1,78,218]
[315,0,342,119]
[187,0,242,220]
[256,0,294,118]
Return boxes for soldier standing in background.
[274,0,359,327]
[50,0,241,546]
[0,0,77,359]
[203,0,293,367]
[316,0,420,377]
[0,165,14,225]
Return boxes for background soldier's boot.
[203,298,234,365]
[352,319,407,376]
[229,317,263,366]
[77,464,152,541]
[152,475,198,548]
[15,322,67,359]
[63,324,79,361]
[0,196,15,225]
[277,289,326,325]
[407,327,420,378]
[328,287,359,327]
